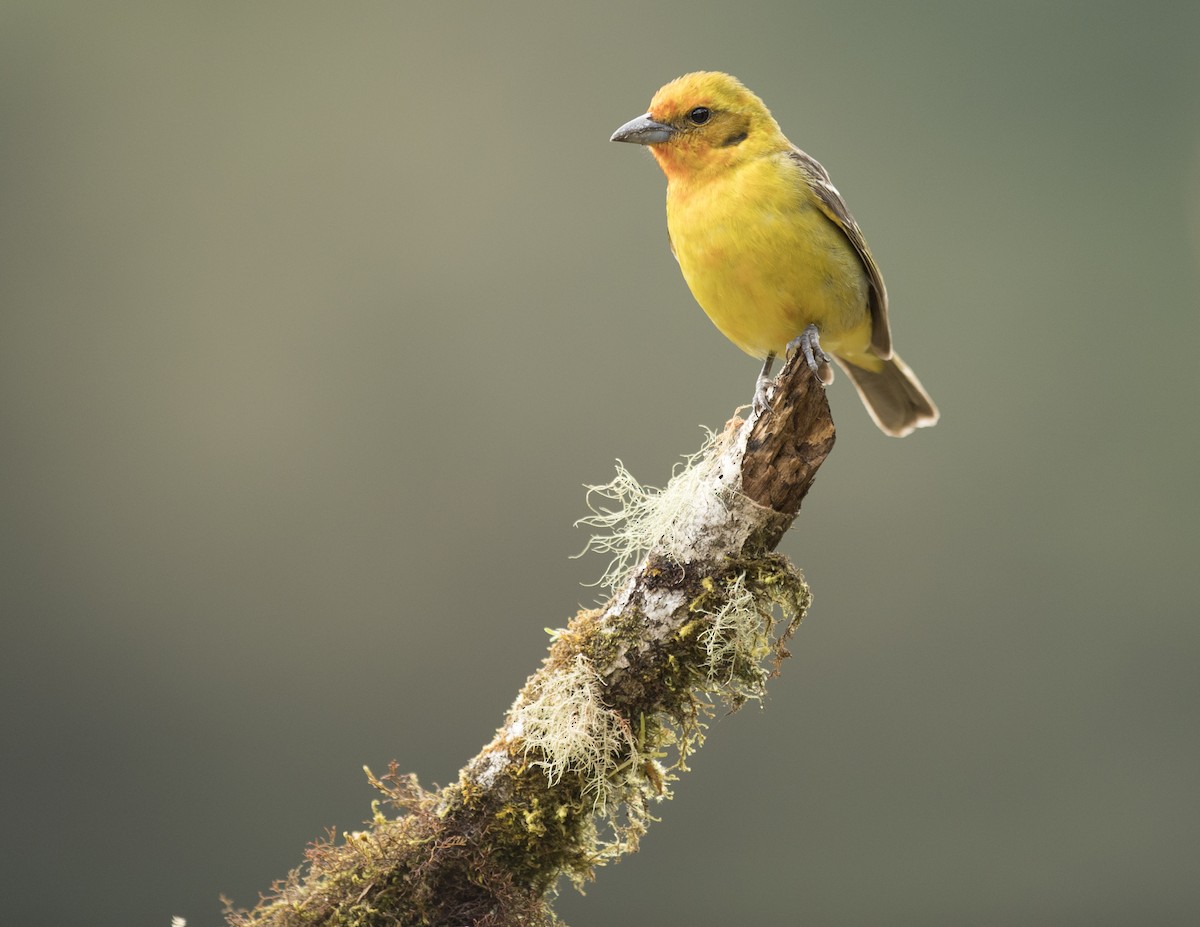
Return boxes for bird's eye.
[688,107,711,125]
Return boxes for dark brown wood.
[741,352,837,548]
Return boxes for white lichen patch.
[639,586,688,628]
[474,749,511,789]
[697,573,772,701]
[576,426,741,590]
[512,654,635,811]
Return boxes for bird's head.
[611,71,785,180]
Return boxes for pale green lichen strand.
[511,653,637,813]
[575,427,728,591]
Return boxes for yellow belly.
[666,157,872,360]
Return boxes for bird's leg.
[752,352,776,414]
[787,324,835,385]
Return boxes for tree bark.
[226,351,835,927]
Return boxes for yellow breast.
[666,154,872,360]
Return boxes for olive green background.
[3,2,1198,925]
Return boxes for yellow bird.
[612,71,938,437]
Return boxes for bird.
[611,71,938,437]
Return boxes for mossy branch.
[224,352,835,927]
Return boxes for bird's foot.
[752,373,775,415]
[752,352,776,415]
[787,324,835,385]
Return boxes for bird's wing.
[787,147,892,359]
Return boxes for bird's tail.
[836,352,939,437]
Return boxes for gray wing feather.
[787,148,893,359]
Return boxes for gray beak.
[610,113,676,145]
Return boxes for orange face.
[637,72,779,181]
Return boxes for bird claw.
[752,374,774,415]
[787,324,835,385]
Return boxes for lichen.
[575,427,728,591]
[225,424,814,927]
[511,653,636,813]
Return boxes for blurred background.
[2,2,1198,924]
